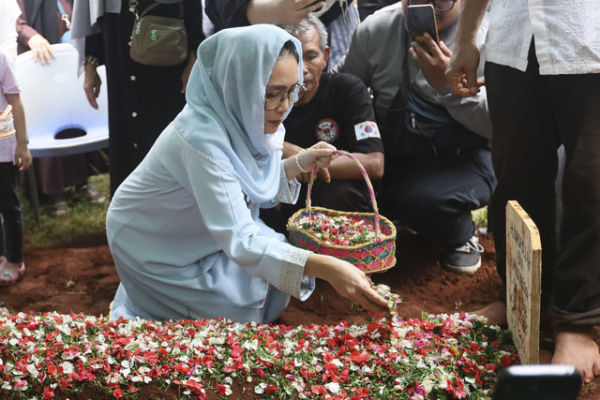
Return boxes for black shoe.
[442,235,484,275]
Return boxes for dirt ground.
[1,231,598,399]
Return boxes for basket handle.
[305,149,382,241]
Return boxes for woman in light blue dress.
[107,24,387,322]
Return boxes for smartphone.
[493,365,581,400]
[407,4,439,45]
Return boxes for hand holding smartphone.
[407,4,439,46]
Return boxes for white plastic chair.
[13,43,109,223]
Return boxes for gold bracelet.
[295,150,309,174]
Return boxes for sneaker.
[48,193,69,216]
[83,184,106,204]
[52,200,69,216]
[442,235,484,275]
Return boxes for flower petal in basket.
[286,150,397,274]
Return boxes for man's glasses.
[264,84,307,110]
[408,0,457,12]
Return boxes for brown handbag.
[129,1,188,67]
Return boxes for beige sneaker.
[84,184,106,204]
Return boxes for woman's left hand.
[296,141,336,183]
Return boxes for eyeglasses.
[408,0,457,12]
[264,84,307,110]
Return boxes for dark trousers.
[384,146,496,249]
[261,179,374,235]
[0,163,24,263]
[485,47,600,326]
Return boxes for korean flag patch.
[354,121,381,141]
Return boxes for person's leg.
[390,147,495,271]
[547,72,600,383]
[485,56,559,307]
[0,163,25,285]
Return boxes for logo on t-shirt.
[315,119,340,143]
[354,121,381,141]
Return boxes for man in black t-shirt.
[261,14,385,234]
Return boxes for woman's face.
[264,54,299,134]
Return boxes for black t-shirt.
[284,72,384,155]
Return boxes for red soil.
[1,231,598,399]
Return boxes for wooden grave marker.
[506,200,542,365]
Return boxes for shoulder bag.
[129,0,188,67]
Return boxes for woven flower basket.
[287,150,396,274]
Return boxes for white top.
[486,0,600,75]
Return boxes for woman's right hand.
[83,62,102,110]
[27,34,55,65]
[305,254,388,313]
[296,141,336,182]
[247,0,325,26]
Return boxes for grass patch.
[21,174,110,248]
[472,206,488,229]
[19,174,488,247]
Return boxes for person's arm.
[445,0,490,97]
[206,0,325,30]
[15,0,55,64]
[304,253,387,312]
[282,141,336,182]
[246,0,324,26]
[15,0,38,48]
[282,143,384,181]
[328,152,384,180]
[6,94,32,171]
[171,137,386,312]
[83,34,103,109]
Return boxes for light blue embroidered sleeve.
[259,241,315,299]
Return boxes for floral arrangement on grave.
[0,283,519,399]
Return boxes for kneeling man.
[262,14,385,234]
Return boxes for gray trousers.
[486,43,600,326]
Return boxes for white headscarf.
[173,25,303,204]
